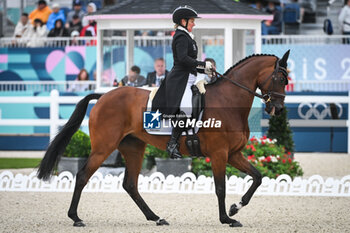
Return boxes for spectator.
[66,0,85,25]
[29,0,52,25]
[68,68,90,92]
[262,0,282,35]
[48,19,69,37]
[67,14,83,35]
[80,20,97,45]
[27,18,47,47]
[70,30,81,45]
[80,20,96,36]
[46,3,66,31]
[13,13,31,38]
[339,0,350,43]
[146,58,168,87]
[251,0,264,10]
[119,66,146,87]
[82,2,97,27]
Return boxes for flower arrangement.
[191,135,303,179]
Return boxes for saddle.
[184,85,205,157]
[185,75,218,157]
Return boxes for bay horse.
[37,51,290,227]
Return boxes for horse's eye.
[281,77,288,85]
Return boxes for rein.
[213,59,287,103]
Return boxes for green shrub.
[144,144,168,159]
[267,107,295,153]
[63,130,91,158]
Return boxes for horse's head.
[259,50,290,116]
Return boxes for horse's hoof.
[229,203,239,216]
[156,218,169,226]
[73,221,86,227]
[229,220,243,227]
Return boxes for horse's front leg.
[227,151,262,217]
[211,153,243,227]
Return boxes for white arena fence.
[0,80,96,92]
[0,90,350,152]
[0,171,349,197]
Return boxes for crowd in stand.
[13,0,98,47]
[251,0,305,35]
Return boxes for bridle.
[213,59,288,103]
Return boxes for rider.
[152,5,213,159]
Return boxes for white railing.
[2,35,348,48]
[261,34,350,45]
[1,171,349,196]
[0,36,174,48]
[1,80,349,93]
[0,81,96,92]
[0,90,95,141]
[291,80,350,92]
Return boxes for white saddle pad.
[143,89,202,135]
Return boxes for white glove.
[196,79,208,94]
[204,61,213,77]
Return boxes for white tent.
[87,1,272,92]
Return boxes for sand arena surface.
[0,192,349,233]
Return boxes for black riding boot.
[166,126,183,159]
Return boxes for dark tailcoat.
[152,29,205,115]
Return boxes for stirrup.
[166,142,182,159]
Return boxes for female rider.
[152,5,213,159]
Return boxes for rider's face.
[187,18,195,32]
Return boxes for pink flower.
[250,137,256,142]
[288,158,292,163]
[246,145,250,149]
[282,159,286,164]
[287,151,291,156]
[250,145,256,152]
[262,135,267,140]
[266,156,271,163]
[247,155,255,161]
[205,157,211,163]
[261,141,265,145]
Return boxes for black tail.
[37,93,102,180]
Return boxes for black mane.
[223,54,278,76]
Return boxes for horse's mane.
[223,54,278,76]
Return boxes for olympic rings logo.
[297,102,343,120]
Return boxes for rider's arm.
[174,35,205,70]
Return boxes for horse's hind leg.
[119,135,169,226]
[67,139,119,226]
[227,151,262,217]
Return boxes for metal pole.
[50,89,59,142]
[2,0,7,37]
[348,91,350,154]
[20,0,24,16]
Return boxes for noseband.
[214,59,288,103]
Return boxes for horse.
[37,50,290,227]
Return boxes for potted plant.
[144,144,192,177]
[57,130,90,176]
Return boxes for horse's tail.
[37,93,102,180]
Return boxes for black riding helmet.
[172,5,200,29]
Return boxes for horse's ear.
[279,50,290,68]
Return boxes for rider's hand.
[205,61,214,77]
